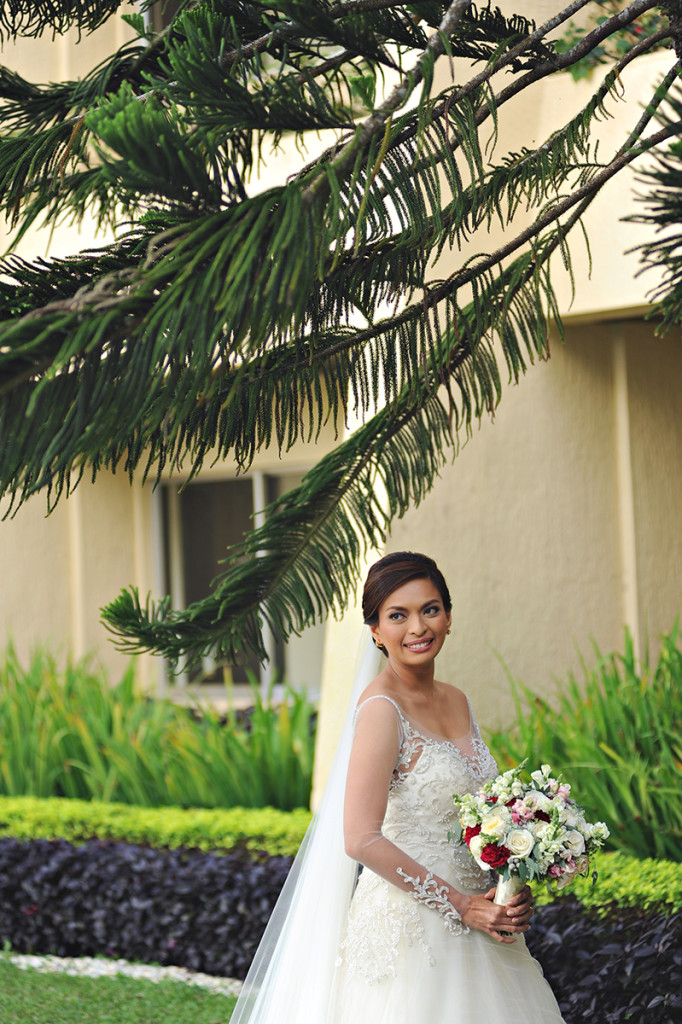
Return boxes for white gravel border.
[0,951,243,998]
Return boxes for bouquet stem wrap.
[494,874,526,907]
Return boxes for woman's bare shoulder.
[437,680,470,705]
[356,670,402,709]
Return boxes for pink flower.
[548,864,564,878]
[510,799,535,823]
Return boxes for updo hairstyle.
[362,552,452,646]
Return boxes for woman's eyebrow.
[385,601,441,612]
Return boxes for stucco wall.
[314,317,682,800]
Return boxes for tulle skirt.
[330,875,566,1024]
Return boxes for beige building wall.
[315,316,682,800]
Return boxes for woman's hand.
[458,886,533,944]
[501,884,533,927]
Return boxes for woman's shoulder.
[355,675,406,717]
[437,680,471,708]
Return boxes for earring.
[373,637,384,649]
[446,629,451,635]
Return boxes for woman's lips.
[404,638,433,651]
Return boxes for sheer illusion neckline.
[356,693,476,752]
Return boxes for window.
[159,473,325,696]
[145,0,183,33]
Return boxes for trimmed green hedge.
[535,850,682,914]
[0,796,311,857]
[2,796,680,913]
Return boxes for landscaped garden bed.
[1,826,680,1024]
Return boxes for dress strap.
[465,695,481,739]
[353,694,409,741]
[354,693,407,722]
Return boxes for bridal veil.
[230,637,380,1023]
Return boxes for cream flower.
[468,835,489,871]
[506,828,535,858]
[574,855,590,875]
[480,810,509,839]
[526,789,553,814]
[563,830,586,857]
[559,804,580,827]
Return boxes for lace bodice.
[337,693,498,983]
[356,694,497,880]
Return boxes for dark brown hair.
[362,551,452,626]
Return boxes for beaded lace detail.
[396,867,465,936]
[360,694,498,789]
[337,694,498,983]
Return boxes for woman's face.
[371,577,451,667]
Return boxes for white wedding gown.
[330,695,566,1023]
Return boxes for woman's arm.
[344,698,532,943]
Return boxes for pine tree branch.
[490,0,664,111]
[301,0,471,206]
[359,14,671,236]
[218,0,430,70]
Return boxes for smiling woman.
[372,581,450,660]
[231,551,567,1024]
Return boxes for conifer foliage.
[0,1,680,664]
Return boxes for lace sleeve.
[344,697,468,934]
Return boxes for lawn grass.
[0,958,237,1023]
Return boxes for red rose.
[535,810,551,823]
[464,825,481,845]
[480,843,511,869]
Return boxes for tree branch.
[301,0,471,205]
[218,0,429,70]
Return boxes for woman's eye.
[389,612,404,621]
[425,606,439,615]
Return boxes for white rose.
[480,810,509,838]
[468,835,489,870]
[526,790,553,814]
[563,830,586,857]
[506,828,535,858]
[559,805,580,828]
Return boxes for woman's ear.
[370,624,383,649]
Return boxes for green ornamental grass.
[485,623,682,862]
[0,645,315,811]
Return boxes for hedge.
[535,850,682,914]
[1,833,680,1021]
[528,900,681,1023]
[2,796,681,916]
[0,796,311,857]
[0,837,292,979]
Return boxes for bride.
[231,552,566,1023]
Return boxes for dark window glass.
[161,477,286,685]
[149,0,183,32]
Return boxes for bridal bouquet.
[452,763,609,905]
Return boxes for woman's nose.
[407,615,426,634]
